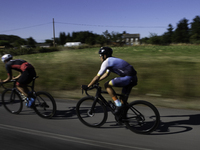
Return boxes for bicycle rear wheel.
[124,100,160,134]
[1,89,23,114]
[76,96,108,127]
[33,91,56,119]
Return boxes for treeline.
[141,16,200,45]
[1,16,200,47]
[0,30,124,48]
[56,30,125,46]
[56,16,200,45]
[0,35,38,48]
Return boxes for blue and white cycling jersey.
[97,57,136,77]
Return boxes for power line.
[0,22,52,33]
[0,21,167,34]
[56,21,167,28]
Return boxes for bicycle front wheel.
[33,91,56,119]
[124,100,160,134]
[76,96,108,127]
[1,89,23,114]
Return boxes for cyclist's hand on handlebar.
[81,85,89,90]
[0,80,3,86]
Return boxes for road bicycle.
[76,83,160,134]
[1,76,56,119]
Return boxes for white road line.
[0,124,152,150]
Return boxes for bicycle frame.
[84,84,129,116]
[87,85,116,115]
[79,83,160,133]
[84,83,146,120]
[1,76,39,100]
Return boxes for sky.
[0,0,200,43]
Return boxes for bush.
[0,47,60,56]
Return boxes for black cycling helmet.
[99,47,113,57]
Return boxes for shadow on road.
[2,101,200,135]
[153,114,200,135]
[52,107,77,120]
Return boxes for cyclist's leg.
[17,69,36,107]
[16,70,30,97]
[105,76,135,114]
[104,80,121,107]
[121,75,138,103]
[16,85,29,97]
[16,69,36,97]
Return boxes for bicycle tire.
[124,100,160,134]
[1,89,23,114]
[76,96,108,127]
[33,91,56,119]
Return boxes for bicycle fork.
[88,95,99,116]
[9,89,17,102]
[88,87,104,116]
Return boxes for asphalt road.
[0,98,200,150]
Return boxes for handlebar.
[82,83,125,98]
[0,80,16,89]
[0,76,38,90]
[82,83,108,96]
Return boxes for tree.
[59,32,67,45]
[148,33,163,45]
[0,40,11,47]
[162,24,174,44]
[140,37,150,44]
[27,37,36,47]
[190,16,200,43]
[45,39,53,46]
[13,38,27,47]
[96,35,106,46]
[172,18,189,43]
[102,30,111,45]
[65,33,72,42]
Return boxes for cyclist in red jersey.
[0,54,36,107]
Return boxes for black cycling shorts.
[16,68,36,87]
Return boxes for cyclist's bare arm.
[12,72,21,80]
[88,75,100,87]
[0,72,21,83]
[88,71,110,88]
[0,74,12,83]
[99,71,110,81]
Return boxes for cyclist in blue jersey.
[82,47,137,114]
[0,54,36,107]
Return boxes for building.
[123,34,140,45]
[64,42,81,47]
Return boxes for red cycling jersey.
[5,59,34,76]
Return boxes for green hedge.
[0,47,59,56]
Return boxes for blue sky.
[0,0,199,42]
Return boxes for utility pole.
[53,18,56,47]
